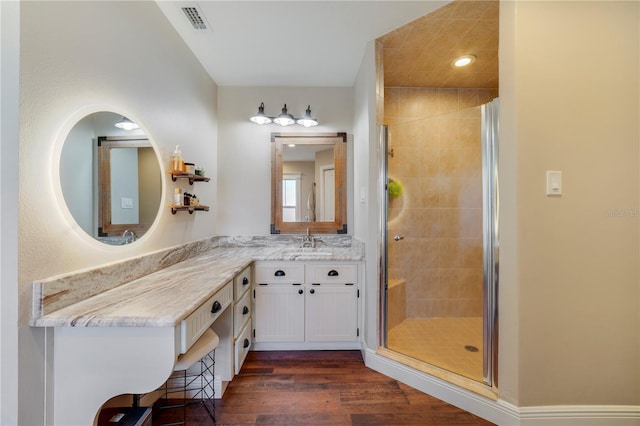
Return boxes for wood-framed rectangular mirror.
[98,136,161,237]
[271,132,347,234]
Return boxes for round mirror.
[60,111,162,245]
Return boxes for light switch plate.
[546,171,562,196]
[121,197,134,209]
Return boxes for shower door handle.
[394,234,404,241]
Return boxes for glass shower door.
[381,98,499,386]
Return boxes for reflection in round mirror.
[60,111,162,245]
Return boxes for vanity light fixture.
[249,102,272,125]
[114,116,140,130]
[273,104,296,126]
[452,54,476,68]
[296,105,319,128]
[250,103,318,127]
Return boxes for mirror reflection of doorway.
[282,144,334,223]
[320,166,335,222]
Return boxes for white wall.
[353,41,379,349]
[501,0,639,408]
[217,86,354,236]
[496,0,519,407]
[1,1,20,424]
[18,2,218,424]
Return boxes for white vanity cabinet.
[253,261,359,348]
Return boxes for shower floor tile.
[387,317,483,382]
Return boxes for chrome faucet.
[122,229,136,244]
[301,228,316,248]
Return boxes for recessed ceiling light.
[452,55,477,68]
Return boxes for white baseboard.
[364,347,640,426]
[519,405,640,426]
[252,341,361,351]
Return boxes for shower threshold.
[376,346,497,401]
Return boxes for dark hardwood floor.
[154,350,496,425]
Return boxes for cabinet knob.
[328,269,339,277]
[298,289,303,295]
[243,338,250,348]
[309,289,315,294]
[242,306,249,315]
[275,270,286,277]
[242,277,249,285]
[211,301,222,314]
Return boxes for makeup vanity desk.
[30,239,363,426]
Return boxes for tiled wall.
[385,87,497,318]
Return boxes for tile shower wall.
[385,87,497,318]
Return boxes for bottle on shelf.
[173,188,182,206]
[170,145,184,172]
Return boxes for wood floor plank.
[255,413,352,425]
[159,350,496,425]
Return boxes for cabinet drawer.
[234,322,252,375]
[233,290,251,338]
[179,281,232,354]
[305,263,357,284]
[234,265,252,299]
[255,262,304,284]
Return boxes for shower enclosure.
[380,95,499,387]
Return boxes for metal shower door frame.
[377,97,500,389]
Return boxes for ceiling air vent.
[181,6,209,31]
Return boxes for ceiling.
[379,0,498,88]
[156,1,498,89]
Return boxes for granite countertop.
[30,243,364,328]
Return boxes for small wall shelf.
[170,205,210,215]
[168,170,211,185]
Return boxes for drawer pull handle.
[275,270,286,277]
[242,277,249,285]
[309,289,315,294]
[328,270,339,277]
[211,301,222,314]
[298,289,303,295]
[242,306,249,315]
[243,338,250,348]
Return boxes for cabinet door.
[305,284,358,342]
[254,285,304,342]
